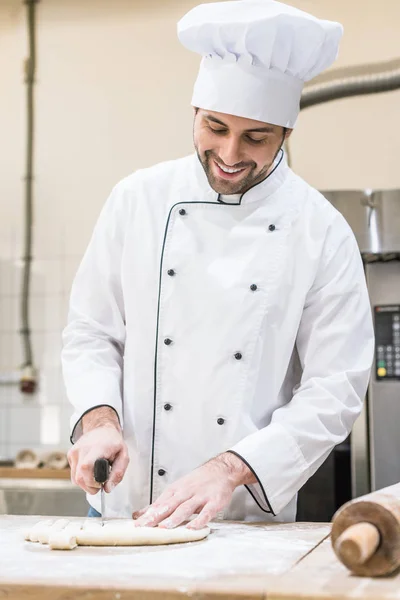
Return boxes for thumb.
[104,447,129,493]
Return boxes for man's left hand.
[132,452,255,530]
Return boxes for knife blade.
[94,458,110,526]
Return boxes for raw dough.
[76,520,210,547]
[25,518,210,550]
[48,522,82,550]
[24,518,53,542]
[25,519,69,544]
[38,518,70,544]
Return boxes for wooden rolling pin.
[331,482,400,576]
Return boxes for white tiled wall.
[0,233,80,460]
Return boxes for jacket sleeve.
[229,219,375,516]
[62,181,130,443]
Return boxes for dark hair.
[195,107,287,137]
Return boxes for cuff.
[227,450,275,515]
[65,372,123,444]
[229,422,309,516]
[70,404,122,444]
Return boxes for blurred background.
[0,0,399,517]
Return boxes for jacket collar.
[193,149,290,205]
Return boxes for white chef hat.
[177,0,343,128]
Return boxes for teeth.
[217,163,244,174]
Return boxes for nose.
[218,135,242,167]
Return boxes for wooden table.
[1,515,400,599]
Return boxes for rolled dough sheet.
[76,522,210,546]
[24,518,210,549]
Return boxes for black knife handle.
[94,458,110,484]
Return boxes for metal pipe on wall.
[20,0,39,393]
[285,58,400,166]
[301,58,400,110]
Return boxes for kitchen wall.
[0,0,399,459]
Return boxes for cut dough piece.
[76,522,210,547]
[25,519,54,542]
[48,523,82,550]
[38,518,69,544]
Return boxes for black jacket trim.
[69,404,121,445]
[217,149,284,205]
[150,200,228,502]
[150,150,287,504]
[227,450,276,516]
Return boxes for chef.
[63,0,374,530]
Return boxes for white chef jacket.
[62,150,374,522]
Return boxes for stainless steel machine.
[324,189,400,497]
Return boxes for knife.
[94,458,110,526]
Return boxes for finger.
[132,506,149,520]
[67,449,78,485]
[187,503,218,530]
[75,458,102,492]
[134,503,175,527]
[158,498,201,529]
[75,470,102,495]
[134,494,181,528]
[133,487,178,526]
[105,447,130,492]
[87,485,102,496]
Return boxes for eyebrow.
[205,114,275,134]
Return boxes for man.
[63,0,374,530]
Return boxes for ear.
[285,128,293,140]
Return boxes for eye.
[246,136,268,145]
[208,126,227,135]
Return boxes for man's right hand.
[67,406,129,495]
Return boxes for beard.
[195,148,277,195]
[194,126,286,195]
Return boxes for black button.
[234,352,242,360]
[250,284,257,291]
[269,224,276,231]
[167,269,176,276]
[217,417,225,425]
[179,209,186,216]
[164,403,172,411]
[164,338,173,346]
[158,469,166,476]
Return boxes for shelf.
[0,467,71,480]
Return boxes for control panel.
[375,305,400,380]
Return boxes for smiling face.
[193,109,292,196]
